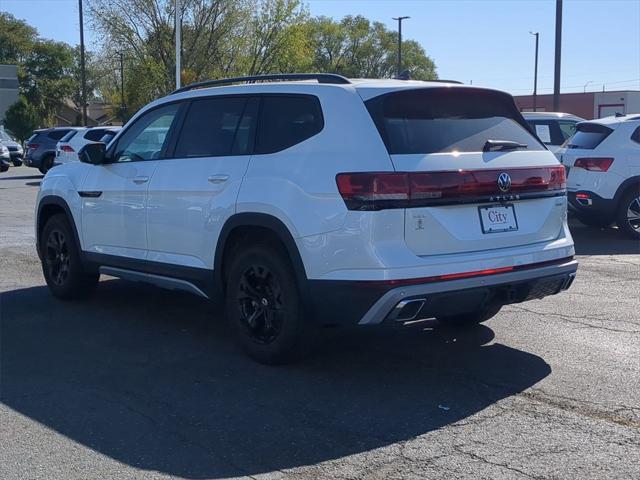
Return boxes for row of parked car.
[522,111,640,239]
[0,125,121,173]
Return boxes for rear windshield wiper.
[483,140,528,152]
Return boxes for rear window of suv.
[48,129,70,141]
[366,88,544,154]
[564,123,613,149]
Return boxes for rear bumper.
[307,258,578,326]
[568,191,616,218]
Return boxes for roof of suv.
[522,112,585,121]
[164,76,505,109]
[584,114,640,127]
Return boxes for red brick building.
[513,90,640,119]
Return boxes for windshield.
[0,129,14,142]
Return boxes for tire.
[575,213,613,229]
[616,186,640,240]
[437,304,502,327]
[12,159,23,167]
[0,162,8,173]
[39,154,54,175]
[225,243,307,365]
[41,213,99,300]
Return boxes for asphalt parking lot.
[0,166,638,480]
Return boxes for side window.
[530,121,553,145]
[59,130,78,143]
[112,103,180,162]
[631,126,640,144]
[84,129,107,142]
[174,96,255,157]
[100,131,118,145]
[255,95,323,154]
[48,130,69,141]
[558,121,578,142]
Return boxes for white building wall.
[0,65,19,123]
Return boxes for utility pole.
[175,0,181,89]
[392,16,410,77]
[553,0,563,111]
[530,32,539,112]
[78,0,87,126]
[118,52,125,123]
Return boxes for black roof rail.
[425,79,464,84]
[172,73,351,94]
[393,70,463,84]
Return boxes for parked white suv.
[54,126,121,166]
[36,73,577,363]
[523,112,584,155]
[558,114,640,239]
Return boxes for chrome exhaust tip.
[388,298,426,322]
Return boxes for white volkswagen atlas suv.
[557,114,640,239]
[35,73,577,364]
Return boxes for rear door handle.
[208,174,229,184]
[133,176,149,184]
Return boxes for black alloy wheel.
[237,264,285,345]
[45,229,70,286]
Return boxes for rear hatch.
[557,121,615,190]
[364,87,566,256]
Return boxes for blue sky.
[2,0,639,95]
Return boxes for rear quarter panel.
[236,86,393,238]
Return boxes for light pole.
[175,0,181,89]
[529,31,539,112]
[583,80,593,93]
[78,0,87,126]
[392,16,410,78]
[116,52,125,122]
[553,0,563,111]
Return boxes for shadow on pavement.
[0,175,43,181]
[570,223,640,255]
[25,181,41,187]
[0,280,551,479]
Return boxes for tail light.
[28,144,39,150]
[60,145,75,153]
[336,166,566,211]
[574,157,613,172]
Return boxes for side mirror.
[79,142,106,165]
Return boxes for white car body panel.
[146,155,252,269]
[559,115,640,200]
[80,161,159,260]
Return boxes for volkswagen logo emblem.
[497,172,512,192]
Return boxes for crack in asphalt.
[452,443,545,480]
[507,305,640,334]
[522,388,640,430]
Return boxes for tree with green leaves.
[4,96,39,142]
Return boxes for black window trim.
[631,125,640,145]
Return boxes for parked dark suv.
[24,127,79,174]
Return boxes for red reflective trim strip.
[576,192,590,199]
[362,256,574,286]
[439,266,513,281]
